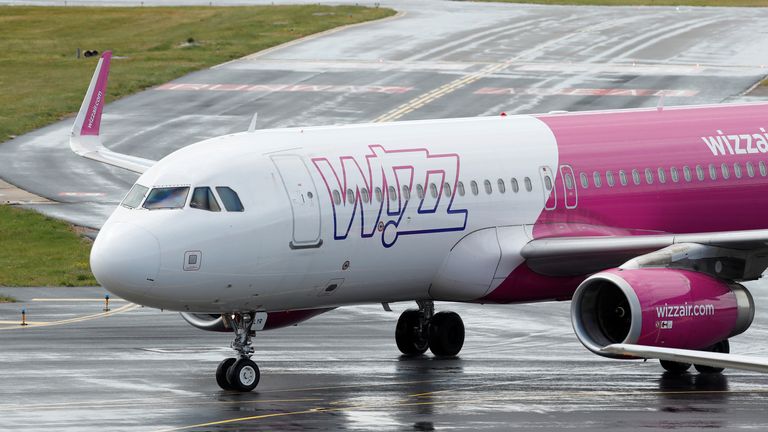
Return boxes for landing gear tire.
[695,339,729,374]
[396,309,429,355]
[216,357,237,390]
[226,358,260,392]
[660,359,691,374]
[428,311,465,357]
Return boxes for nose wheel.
[216,313,261,392]
[395,300,465,357]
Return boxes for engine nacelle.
[180,309,332,332]
[180,313,230,332]
[571,268,754,358]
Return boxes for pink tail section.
[80,51,112,136]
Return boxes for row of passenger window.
[579,161,768,189]
[330,176,536,205]
[121,184,244,212]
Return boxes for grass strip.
[0,205,96,287]
[0,295,16,303]
[0,5,395,142]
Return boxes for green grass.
[0,205,96,287]
[0,5,395,142]
[0,295,16,303]
[474,0,768,6]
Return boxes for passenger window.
[709,164,717,180]
[347,189,355,204]
[190,187,221,212]
[416,184,424,199]
[670,167,679,183]
[721,163,730,180]
[470,181,479,196]
[375,187,383,202]
[361,188,370,203]
[511,178,519,193]
[618,170,627,186]
[544,176,552,191]
[632,169,640,185]
[497,179,506,193]
[606,171,615,187]
[746,161,755,178]
[644,168,653,185]
[458,181,465,196]
[215,187,244,212]
[734,163,742,179]
[593,171,602,188]
[524,177,533,192]
[696,165,705,181]
[121,184,149,209]
[402,185,411,200]
[444,182,452,197]
[565,173,575,190]
[580,173,588,189]
[143,187,190,210]
[389,186,397,201]
[683,166,692,182]
[658,168,666,184]
[761,161,767,176]
[333,190,342,205]
[484,179,492,194]
[430,183,438,198]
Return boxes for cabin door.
[271,154,323,249]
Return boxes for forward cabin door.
[271,154,323,249]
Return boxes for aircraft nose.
[90,222,160,301]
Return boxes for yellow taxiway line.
[0,302,139,331]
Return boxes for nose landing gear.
[216,312,261,392]
[395,300,465,357]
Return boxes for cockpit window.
[190,187,221,212]
[143,187,190,210]
[216,187,244,212]
[121,184,149,209]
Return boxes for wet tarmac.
[0,285,767,431]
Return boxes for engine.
[571,268,754,358]
[180,313,230,332]
[180,309,332,332]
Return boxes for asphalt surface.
[2,1,768,227]
[2,1,768,431]
[1,285,767,432]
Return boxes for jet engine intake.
[571,268,754,358]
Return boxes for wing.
[521,229,768,280]
[602,344,768,373]
[70,51,156,174]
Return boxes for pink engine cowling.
[571,268,754,358]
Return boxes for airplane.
[70,51,768,392]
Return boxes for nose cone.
[91,222,160,303]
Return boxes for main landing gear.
[659,339,730,374]
[216,313,261,392]
[395,300,465,357]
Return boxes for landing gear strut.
[395,300,465,357]
[216,312,261,392]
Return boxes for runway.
[1,285,768,431]
[2,1,768,227]
[2,1,768,430]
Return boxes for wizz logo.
[312,145,468,248]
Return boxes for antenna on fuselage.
[248,112,259,133]
[656,94,665,112]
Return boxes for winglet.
[73,51,111,138]
[70,51,156,174]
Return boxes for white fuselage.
[91,115,557,312]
